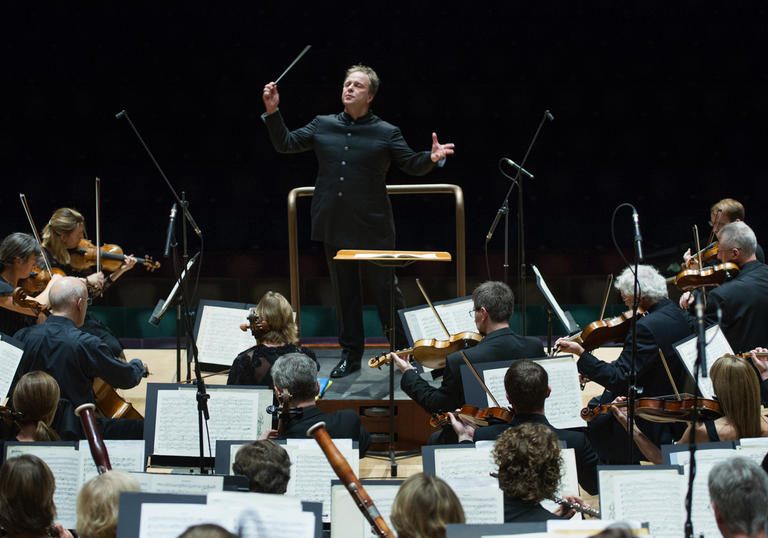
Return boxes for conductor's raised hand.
[263,82,280,114]
[431,132,455,163]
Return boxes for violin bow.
[658,349,682,400]
[692,225,707,307]
[414,278,502,408]
[598,274,613,321]
[95,177,102,275]
[18,194,53,274]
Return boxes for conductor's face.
[341,71,374,110]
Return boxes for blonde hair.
[711,198,745,222]
[11,371,61,441]
[76,470,141,538]
[255,291,298,345]
[390,473,465,538]
[41,207,85,265]
[711,355,762,438]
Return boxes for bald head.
[49,277,88,325]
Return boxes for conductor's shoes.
[330,358,361,378]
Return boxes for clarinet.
[553,496,600,518]
[307,422,394,538]
[75,403,112,473]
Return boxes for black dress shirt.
[12,316,145,406]
[473,413,599,495]
[400,327,545,414]
[263,109,436,248]
[278,405,371,457]
[0,276,36,337]
[227,343,318,388]
[504,497,563,523]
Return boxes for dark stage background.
[3,3,767,308]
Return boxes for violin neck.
[81,249,147,265]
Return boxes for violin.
[368,331,483,370]
[429,404,514,428]
[238,309,271,339]
[12,287,52,317]
[69,238,161,273]
[18,266,66,295]
[684,242,719,269]
[581,394,722,423]
[555,308,647,354]
[672,262,739,292]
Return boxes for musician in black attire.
[262,65,454,378]
[12,277,146,439]
[450,360,599,495]
[557,265,691,464]
[266,352,370,456]
[394,282,544,427]
[681,222,768,353]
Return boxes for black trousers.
[324,242,407,361]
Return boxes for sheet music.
[482,358,582,429]
[139,503,235,538]
[599,468,685,538]
[80,439,145,483]
[195,304,257,366]
[434,446,497,486]
[0,336,24,399]
[671,448,744,537]
[5,444,80,529]
[152,387,271,456]
[674,324,733,399]
[737,437,768,464]
[540,448,579,514]
[402,298,475,342]
[353,252,438,259]
[532,265,573,333]
[130,472,225,494]
[546,519,649,535]
[330,483,399,538]
[228,442,248,474]
[456,486,504,524]
[208,491,313,538]
[285,444,358,522]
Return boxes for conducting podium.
[334,249,451,476]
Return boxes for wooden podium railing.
[287,183,466,327]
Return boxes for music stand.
[334,249,451,477]
[531,264,579,352]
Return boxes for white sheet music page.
[79,439,145,483]
[139,503,235,538]
[208,491,313,538]
[674,324,733,399]
[130,472,225,494]
[599,467,685,538]
[284,443,358,523]
[330,483,400,538]
[434,446,497,487]
[402,298,475,342]
[5,444,81,529]
[152,386,271,457]
[737,437,768,464]
[195,304,256,366]
[0,336,23,399]
[540,447,579,514]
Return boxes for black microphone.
[545,109,554,121]
[632,207,644,262]
[115,109,126,120]
[163,203,177,258]
[502,158,534,179]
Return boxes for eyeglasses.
[468,309,476,317]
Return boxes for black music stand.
[334,249,451,477]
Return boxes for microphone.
[115,109,126,120]
[632,207,644,262]
[545,109,554,121]
[163,203,177,258]
[502,158,534,179]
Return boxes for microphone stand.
[117,110,210,474]
[485,110,553,335]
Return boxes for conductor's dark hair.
[472,281,515,323]
[345,64,380,96]
[504,360,548,413]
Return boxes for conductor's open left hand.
[431,132,455,162]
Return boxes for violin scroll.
[240,309,270,339]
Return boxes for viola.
[238,309,271,339]
[368,331,483,370]
[69,238,161,273]
[12,287,52,317]
[684,242,719,269]
[672,262,739,292]
[556,308,647,353]
[581,394,722,423]
[18,266,66,295]
[429,404,513,428]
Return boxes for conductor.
[262,64,455,378]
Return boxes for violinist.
[683,198,764,268]
[263,353,370,455]
[556,265,691,464]
[392,281,544,444]
[449,360,599,495]
[611,354,768,464]
[12,277,146,440]
[0,232,59,335]
[41,207,136,358]
[680,222,768,353]
[227,291,317,387]
[7,371,61,442]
